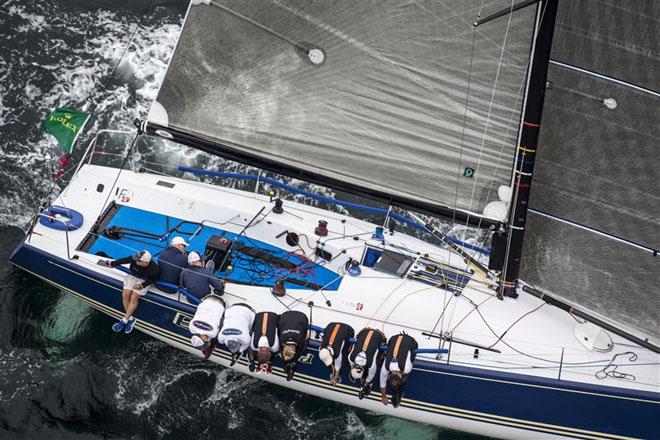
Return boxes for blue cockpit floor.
[87,205,342,291]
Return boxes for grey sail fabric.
[521,0,660,338]
[149,0,535,220]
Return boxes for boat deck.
[25,164,660,395]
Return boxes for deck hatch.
[156,180,175,188]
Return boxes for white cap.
[350,365,363,380]
[171,236,188,246]
[191,335,204,348]
[318,347,334,367]
[188,252,201,264]
[138,250,152,263]
[355,351,367,367]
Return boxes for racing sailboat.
[10,0,659,438]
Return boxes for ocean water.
[0,1,485,439]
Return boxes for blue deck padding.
[308,325,448,354]
[88,205,342,291]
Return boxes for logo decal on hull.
[173,312,191,330]
[298,353,314,364]
[117,188,133,203]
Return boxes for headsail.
[147,0,536,225]
[520,1,660,338]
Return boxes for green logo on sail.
[463,167,475,178]
[42,107,90,153]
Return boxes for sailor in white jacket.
[189,295,226,358]
[218,303,255,361]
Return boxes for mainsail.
[147,0,536,225]
[146,0,656,336]
[521,1,660,338]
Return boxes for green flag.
[42,107,90,153]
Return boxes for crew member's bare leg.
[122,289,131,313]
[122,291,140,321]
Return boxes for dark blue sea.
[0,1,485,439]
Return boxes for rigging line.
[451,24,478,227]
[477,0,488,17]
[469,305,609,366]
[464,0,517,216]
[475,55,529,234]
[449,294,495,333]
[549,59,660,98]
[97,134,139,218]
[487,302,545,349]
[364,277,409,328]
[424,1,529,68]
[379,285,437,332]
[428,292,456,339]
[528,209,660,256]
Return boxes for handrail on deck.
[74,132,489,256]
[308,324,448,355]
[178,166,490,256]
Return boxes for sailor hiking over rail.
[349,328,387,399]
[380,333,418,407]
[278,310,309,381]
[319,322,355,386]
[218,303,256,365]
[190,294,226,358]
[249,311,280,374]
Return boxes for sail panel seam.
[549,60,660,98]
[528,209,660,255]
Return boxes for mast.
[500,0,559,298]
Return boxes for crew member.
[218,303,255,363]
[157,236,189,292]
[380,333,418,407]
[102,250,160,334]
[249,311,280,373]
[181,252,225,300]
[278,310,309,381]
[348,328,386,399]
[189,294,226,358]
[318,322,354,385]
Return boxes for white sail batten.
[148,0,535,221]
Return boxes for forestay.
[148,0,535,222]
[521,0,660,339]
